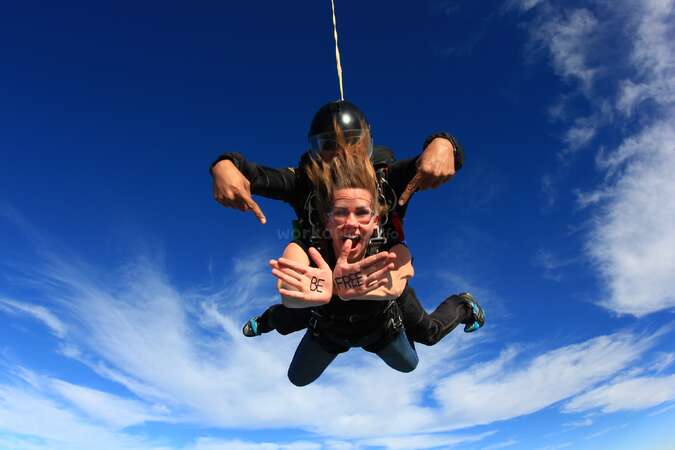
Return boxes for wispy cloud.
[507,0,546,13]
[431,1,461,17]
[0,298,67,338]
[357,431,496,450]
[49,378,170,429]
[516,0,675,316]
[0,383,162,450]
[562,417,593,429]
[588,120,675,316]
[484,439,519,450]
[584,423,628,440]
[1,212,671,449]
[533,248,577,281]
[186,439,322,450]
[537,443,572,450]
[433,331,658,428]
[564,373,675,414]
[529,7,599,94]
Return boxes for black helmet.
[308,100,373,156]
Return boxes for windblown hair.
[306,119,385,221]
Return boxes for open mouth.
[341,235,362,245]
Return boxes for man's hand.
[212,159,266,224]
[398,137,456,206]
[270,247,333,304]
[332,240,396,301]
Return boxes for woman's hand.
[269,247,333,304]
[332,239,396,301]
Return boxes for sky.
[1,0,675,449]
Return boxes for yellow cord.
[331,0,344,101]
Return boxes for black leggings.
[258,285,468,346]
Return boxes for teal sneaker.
[458,293,485,333]
[242,316,262,337]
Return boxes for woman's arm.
[354,244,414,301]
[271,243,333,308]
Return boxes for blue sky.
[1,0,675,449]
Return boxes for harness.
[292,153,407,354]
[307,299,404,354]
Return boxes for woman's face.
[325,188,379,263]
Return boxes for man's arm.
[389,133,465,207]
[211,152,298,201]
[210,152,301,223]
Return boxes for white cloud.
[323,442,357,450]
[520,0,675,316]
[652,352,675,373]
[531,7,599,93]
[588,121,675,316]
[563,417,593,429]
[358,431,495,450]
[648,401,675,417]
[3,249,449,438]
[564,374,675,414]
[49,378,170,429]
[0,384,162,450]
[484,439,519,450]
[187,439,321,450]
[533,248,577,281]
[585,4,675,320]
[433,331,656,428]
[0,298,67,338]
[0,218,670,447]
[584,423,628,440]
[537,443,572,450]
[509,0,546,13]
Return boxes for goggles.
[308,130,373,158]
[327,206,376,225]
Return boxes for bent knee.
[410,331,441,346]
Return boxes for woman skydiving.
[268,126,420,386]
[227,100,485,349]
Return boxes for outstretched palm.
[270,247,333,304]
[332,239,396,301]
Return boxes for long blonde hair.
[305,120,384,221]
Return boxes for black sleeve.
[386,156,419,219]
[385,133,465,217]
[387,156,419,199]
[210,152,301,205]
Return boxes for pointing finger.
[398,171,422,206]
[243,195,267,224]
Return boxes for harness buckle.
[309,309,323,334]
[347,313,370,323]
[308,316,318,330]
[366,225,388,256]
[384,300,403,332]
